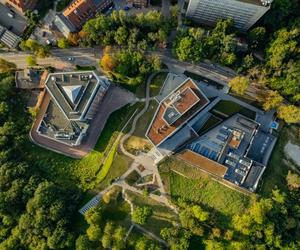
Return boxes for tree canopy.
[0,71,81,250]
[228,76,249,95]
[81,10,170,50]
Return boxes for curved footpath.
[119,69,169,158]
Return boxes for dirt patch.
[284,141,300,167]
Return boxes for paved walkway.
[119,69,168,159]
[118,69,174,208]
[80,70,177,214]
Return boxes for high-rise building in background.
[5,0,37,13]
[185,0,272,31]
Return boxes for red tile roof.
[147,79,209,146]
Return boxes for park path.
[79,70,175,244]
[118,69,176,210]
[79,69,177,215]
[119,69,169,159]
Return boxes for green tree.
[205,240,225,250]
[75,235,95,250]
[135,237,162,250]
[220,52,236,66]
[241,54,255,72]
[286,171,300,190]
[161,227,191,250]
[132,206,152,225]
[57,38,70,49]
[36,47,50,58]
[267,27,299,69]
[150,55,161,71]
[26,56,37,67]
[114,26,128,45]
[263,90,284,111]
[86,225,101,241]
[192,205,209,222]
[0,59,16,73]
[278,105,300,123]
[20,39,39,51]
[248,27,266,48]
[228,76,249,95]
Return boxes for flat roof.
[178,150,228,177]
[45,71,108,121]
[147,79,209,146]
[0,3,27,36]
[238,0,268,7]
[246,130,276,165]
[242,162,265,191]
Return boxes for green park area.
[159,157,253,228]
[125,190,178,236]
[150,72,168,97]
[124,100,158,154]
[23,104,139,192]
[260,125,300,196]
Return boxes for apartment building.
[5,0,37,13]
[185,0,272,31]
[54,0,113,37]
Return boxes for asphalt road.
[0,47,99,69]
[0,47,234,87]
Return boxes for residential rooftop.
[147,78,209,146]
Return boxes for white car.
[68,57,74,61]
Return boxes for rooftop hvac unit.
[51,76,56,81]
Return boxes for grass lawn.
[125,100,158,153]
[260,125,300,196]
[97,151,133,191]
[150,72,168,97]
[125,170,141,186]
[159,157,252,228]
[102,190,132,230]
[135,80,147,98]
[133,100,158,137]
[212,100,256,119]
[126,227,164,249]
[125,190,178,236]
[24,104,139,191]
